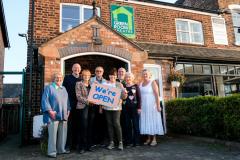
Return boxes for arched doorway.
[61,52,130,79]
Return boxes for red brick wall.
[29,0,239,51]
[218,0,240,9]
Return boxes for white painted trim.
[175,18,204,45]
[61,52,131,75]
[115,0,218,16]
[229,4,240,10]
[143,63,167,134]
[60,3,101,32]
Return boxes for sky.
[2,0,176,84]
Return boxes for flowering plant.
[168,69,186,85]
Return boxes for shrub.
[166,95,240,142]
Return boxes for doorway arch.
[61,52,131,78]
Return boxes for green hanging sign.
[111,4,135,39]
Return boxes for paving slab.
[0,135,239,160]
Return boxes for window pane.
[184,64,193,73]
[213,65,220,74]
[176,64,184,73]
[62,5,80,19]
[234,28,240,44]
[235,67,240,75]
[228,66,235,75]
[62,19,79,32]
[176,20,189,31]
[220,66,227,74]
[191,33,203,43]
[190,23,201,32]
[194,64,202,74]
[232,12,240,27]
[203,65,211,74]
[84,8,93,22]
[177,32,190,43]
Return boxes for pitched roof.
[137,42,240,62]
[0,0,10,48]
[3,84,22,98]
[136,0,219,14]
[40,16,145,52]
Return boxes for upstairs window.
[60,4,100,32]
[232,12,240,45]
[176,19,204,45]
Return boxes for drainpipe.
[27,0,35,143]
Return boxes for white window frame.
[60,3,100,32]
[229,5,240,46]
[175,18,204,45]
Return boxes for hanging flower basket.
[168,69,186,86]
[171,81,181,87]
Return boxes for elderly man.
[90,66,107,147]
[117,67,126,86]
[63,63,82,150]
[41,72,71,158]
[117,67,128,146]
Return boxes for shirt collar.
[52,82,63,89]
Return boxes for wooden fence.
[0,99,20,141]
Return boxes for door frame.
[61,52,131,75]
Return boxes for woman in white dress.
[139,69,164,146]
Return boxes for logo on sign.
[111,5,135,38]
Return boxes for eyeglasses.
[96,70,103,73]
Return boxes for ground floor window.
[176,63,240,97]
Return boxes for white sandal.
[150,140,157,146]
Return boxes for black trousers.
[124,106,140,145]
[91,105,107,145]
[105,110,122,143]
[66,108,78,149]
[76,107,88,150]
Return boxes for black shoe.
[47,154,57,158]
[86,148,95,152]
[125,144,132,148]
[79,149,85,154]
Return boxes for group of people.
[41,63,164,158]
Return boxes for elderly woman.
[139,69,164,146]
[124,72,141,147]
[102,68,127,150]
[75,69,92,154]
[41,72,70,158]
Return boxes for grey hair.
[125,72,135,79]
[118,67,126,72]
[52,72,63,81]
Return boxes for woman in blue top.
[41,72,71,158]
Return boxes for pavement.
[0,135,239,160]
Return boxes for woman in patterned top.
[124,72,141,147]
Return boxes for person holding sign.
[41,72,70,158]
[139,69,164,146]
[75,69,92,154]
[124,72,141,147]
[89,66,107,146]
[102,68,127,151]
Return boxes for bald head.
[72,63,81,77]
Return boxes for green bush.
[166,95,240,142]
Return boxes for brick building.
[0,0,10,102]
[23,0,240,143]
